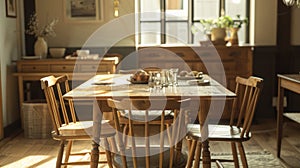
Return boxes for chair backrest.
[107,98,190,168]
[40,75,76,135]
[229,76,263,138]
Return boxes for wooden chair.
[117,68,174,145]
[107,98,190,168]
[40,75,116,168]
[186,76,263,168]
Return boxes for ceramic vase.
[211,28,227,45]
[228,28,239,45]
[34,37,48,59]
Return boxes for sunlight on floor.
[3,155,56,168]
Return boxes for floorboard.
[0,118,299,167]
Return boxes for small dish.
[178,76,203,80]
[92,81,114,85]
[188,79,210,86]
[22,56,41,60]
[127,79,148,84]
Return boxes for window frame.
[138,0,250,45]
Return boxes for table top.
[63,74,235,100]
[278,74,300,84]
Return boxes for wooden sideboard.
[138,45,253,91]
[14,57,119,127]
[138,45,253,119]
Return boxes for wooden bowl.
[49,48,66,58]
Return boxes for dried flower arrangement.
[25,13,59,38]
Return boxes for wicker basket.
[22,100,52,138]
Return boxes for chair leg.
[122,124,129,147]
[63,140,73,168]
[186,139,197,168]
[193,141,202,168]
[166,124,172,145]
[231,142,239,168]
[103,138,113,168]
[90,142,100,168]
[237,142,248,168]
[109,136,118,154]
[56,140,65,168]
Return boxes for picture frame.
[63,0,103,22]
[5,0,17,18]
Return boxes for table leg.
[277,81,284,158]
[91,142,99,168]
[200,100,211,168]
[91,100,102,168]
[201,123,211,168]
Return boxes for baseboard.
[3,119,22,138]
[0,119,23,148]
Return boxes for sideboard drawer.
[51,65,75,72]
[218,48,242,60]
[80,64,98,72]
[21,65,49,72]
[80,63,115,73]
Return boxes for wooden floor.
[0,118,299,168]
[250,118,300,168]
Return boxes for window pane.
[140,22,161,44]
[166,22,188,44]
[166,0,188,21]
[193,0,219,20]
[192,22,210,44]
[140,0,161,21]
[225,0,246,17]
[226,0,247,44]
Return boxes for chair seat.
[119,110,174,124]
[53,120,115,138]
[187,124,251,141]
[113,147,187,168]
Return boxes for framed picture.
[5,0,17,18]
[63,0,103,22]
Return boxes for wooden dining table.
[276,74,300,157]
[63,74,236,168]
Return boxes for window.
[137,0,248,45]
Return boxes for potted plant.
[227,15,248,45]
[193,15,247,45]
[193,15,233,45]
[25,13,58,58]
[209,16,232,44]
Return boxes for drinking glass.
[168,68,178,86]
[160,69,169,87]
[148,71,161,88]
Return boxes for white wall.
[250,0,278,46]
[35,0,135,47]
[36,0,281,47]
[0,1,21,127]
